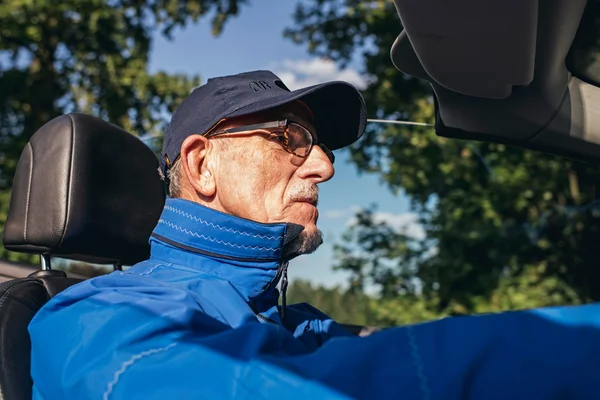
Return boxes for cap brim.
[225,81,367,150]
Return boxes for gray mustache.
[289,184,319,205]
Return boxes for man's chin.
[284,228,323,258]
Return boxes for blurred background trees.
[3,0,600,327]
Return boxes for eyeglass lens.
[287,124,335,164]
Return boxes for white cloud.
[375,212,426,240]
[347,211,426,240]
[322,205,361,219]
[270,58,369,91]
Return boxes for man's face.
[210,102,334,255]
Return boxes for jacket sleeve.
[29,284,600,400]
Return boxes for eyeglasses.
[205,119,335,164]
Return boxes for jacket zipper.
[254,260,289,324]
[280,263,289,322]
[263,260,288,294]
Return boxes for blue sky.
[149,2,416,288]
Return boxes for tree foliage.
[289,0,600,324]
[287,278,378,326]
[0,0,247,262]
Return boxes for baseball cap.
[160,70,367,174]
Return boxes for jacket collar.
[148,198,303,303]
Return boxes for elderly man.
[29,71,600,399]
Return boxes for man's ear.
[180,135,216,198]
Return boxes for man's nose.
[297,145,335,183]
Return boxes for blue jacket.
[29,198,600,399]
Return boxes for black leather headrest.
[2,113,165,265]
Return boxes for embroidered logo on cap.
[248,80,272,91]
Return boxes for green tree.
[0,0,247,262]
[288,1,600,324]
[287,279,377,326]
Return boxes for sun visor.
[391,0,538,99]
[390,0,600,165]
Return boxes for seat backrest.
[0,271,83,400]
[0,113,166,399]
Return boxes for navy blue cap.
[160,70,367,174]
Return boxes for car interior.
[3,1,600,399]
